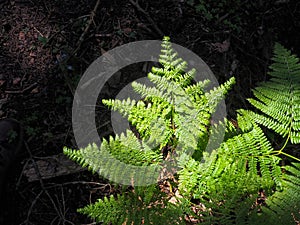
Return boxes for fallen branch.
[22,153,86,182]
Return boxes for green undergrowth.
[64,37,300,225]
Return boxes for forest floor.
[0,0,299,224]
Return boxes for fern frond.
[205,76,235,113]
[65,36,236,224]
[103,98,137,117]
[103,40,234,159]
[248,43,300,143]
[178,111,283,224]
[78,185,186,225]
[131,81,169,102]
[184,79,210,97]
[246,162,300,225]
[64,130,162,185]
[156,36,196,87]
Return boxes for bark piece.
[23,153,86,182]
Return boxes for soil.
[0,0,299,224]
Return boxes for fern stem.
[275,151,300,162]
[275,117,292,154]
[272,116,300,162]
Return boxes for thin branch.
[5,82,38,94]
[58,0,101,96]
[23,142,63,223]
[76,0,101,48]
[129,0,164,37]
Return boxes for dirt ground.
[0,0,299,224]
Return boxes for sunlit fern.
[64,39,300,225]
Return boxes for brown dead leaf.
[29,58,35,64]
[13,77,21,85]
[29,52,37,57]
[19,31,25,41]
[0,80,6,87]
[211,39,230,53]
[31,87,39,93]
[123,27,132,34]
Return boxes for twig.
[75,0,101,49]
[22,190,44,224]
[23,142,63,223]
[129,0,164,37]
[33,26,44,37]
[57,61,75,95]
[56,186,76,225]
[57,0,101,96]
[16,158,30,189]
[215,12,230,25]
[5,82,38,94]
[28,181,109,191]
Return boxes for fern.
[177,43,300,225]
[78,185,186,225]
[178,112,282,224]
[64,39,300,225]
[248,43,300,144]
[246,162,300,225]
[103,36,235,160]
[64,130,162,185]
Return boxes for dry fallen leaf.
[31,87,39,93]
[211,39,230,53]
[0,80,6,87]
[29,58,35,64]
[29,52,37,57]
[13,77,21,85]
[19,31,25,41]
[123,27,132,34]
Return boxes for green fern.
[64,130,162,185]
[178,111,282,224]
[177,43,300,225]
[246,162,300,225]
[64,39,300,225]
[248,43,300,144]
[103,36,235,160]
[78,185,186,225]
[64,36,234,224]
